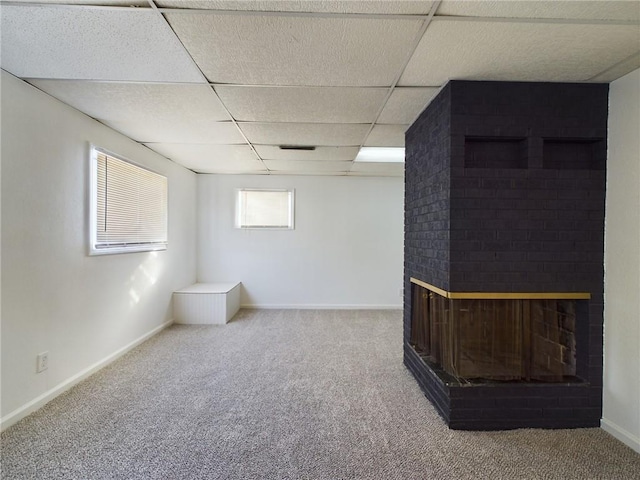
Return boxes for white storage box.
[173,282,241,325]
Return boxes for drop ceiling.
[1,1,639,176]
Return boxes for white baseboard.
[240,304,402,310]
[601,418,640,453]
[0,319,173,432]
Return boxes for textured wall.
[197,174,404,308]
[1,72,197,427]
[602,68,640,453]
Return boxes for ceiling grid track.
[434,14,640,27]
[350,0,442,172]
[157,7,431,21]
[588,50,640,81]
[146,0,271,174]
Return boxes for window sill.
[88,244,167,256]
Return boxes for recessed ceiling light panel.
[354,147,405,163]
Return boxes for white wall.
[0,72,197,427]
[197,174,404,308]
[602,68,640,453]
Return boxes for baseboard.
[0,319,173,432]
[240,304,402,310]
[601,418,640,453]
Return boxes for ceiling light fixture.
[354,147,405,163]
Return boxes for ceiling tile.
[158,0,434,14]
[400,20,640,86]
[589,52,640,82]
[255,145,359,161]
[216,86,388,123]
[364,125,408,147]
[264,160,352,173]
[437,1,640,22]
[350,162,404,176]
[29,81,236,143]
[136,122,243,146]
[377,87,440,124]
[238,122,369,146]
[0,6,202,82]
[166,13,423,86]
[145,143,264,173]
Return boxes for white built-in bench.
[173,282,241,325]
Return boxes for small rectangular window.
[90,146,168,255]
[235,189,294,229]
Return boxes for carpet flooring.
[1,309,639,479]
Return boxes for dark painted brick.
[404,80,606,430]
[528,230,559,241]
[451,409,485,420]
[543,408,580,419]
[559,397,589,408]
[450,397,497,409]
[528,209,558,220]
[497,230,529,241]
[483,408,543,420]
[527,397,560,408]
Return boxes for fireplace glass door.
[410,284,577,382]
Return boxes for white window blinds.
[236,189,294,229]
[91,148,167,254]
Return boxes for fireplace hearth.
[403,80,608,430]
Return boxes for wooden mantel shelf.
[410,277,591,300]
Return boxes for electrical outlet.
[36,352,49,373]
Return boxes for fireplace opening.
[410,282,582,383]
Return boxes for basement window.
[89,146,168,255]
[235,189,294,229]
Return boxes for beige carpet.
[2,309,639,479]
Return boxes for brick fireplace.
[403,80,608,430]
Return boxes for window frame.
[89,145,168,256]
[234,188,295,230]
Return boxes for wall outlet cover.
[36,352,49,373]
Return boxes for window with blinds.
[235,189,294,229]
[90,147,167,255]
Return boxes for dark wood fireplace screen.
[410,279,590,383]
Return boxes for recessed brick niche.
[403,80,608,430]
